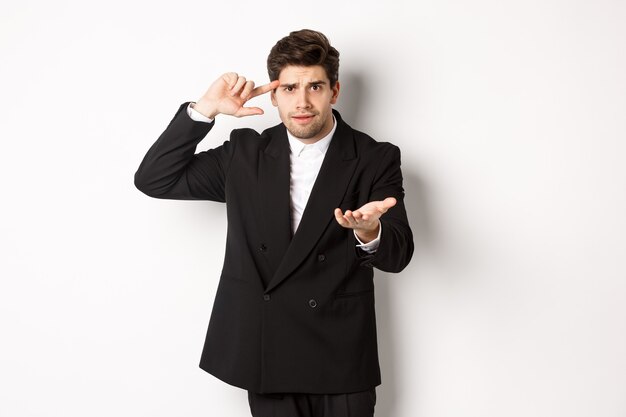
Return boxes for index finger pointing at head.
[249,80,281,98]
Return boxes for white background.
[1,1,625,416]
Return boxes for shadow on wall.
[335,70,366,128]
[340,69,436,417]
[375,170,433,417]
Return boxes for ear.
[330,81,340,105]
[271,89,278,107]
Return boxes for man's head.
[267,29,340,88]
[267,29,340,143]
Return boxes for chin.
[290,122,325,140]
[291,128,321,140]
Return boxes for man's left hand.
[334,197,397,243]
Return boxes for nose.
[295,88,311,110]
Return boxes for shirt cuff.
[187,102,214,123]
[354,221,381,253]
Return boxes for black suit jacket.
[135,103,414,394]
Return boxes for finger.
[234,107,264,117]
[354,211,373,222]
[334,208,349,227]
[355,210,380,227]
[250,80,280,98]
[224,72,238,89]
[343,210,359,228]
[241,80,256,100]
[231,76,247,96]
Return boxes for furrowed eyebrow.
[279,80,327,88]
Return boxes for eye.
[285,86,294,92]
[311,84,321,91]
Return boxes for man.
[135,29,413,417]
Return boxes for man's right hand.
[193,73,280,119]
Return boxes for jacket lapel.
[265,111,358,293]
[258,126,292,279]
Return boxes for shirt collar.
[287,115,337,157]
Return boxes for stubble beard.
[285,113,326,140]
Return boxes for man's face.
[271,65,340,143]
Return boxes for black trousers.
[247,388,376,417]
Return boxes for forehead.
[277,65,329,83]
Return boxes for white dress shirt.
[187,103,380,253]
[286,124,334,233]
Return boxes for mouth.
[291,114,316,124]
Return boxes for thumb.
[235,107,264,117]
[380,197,397,210]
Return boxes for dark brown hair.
[267,29,340,86]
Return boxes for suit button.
[308,299,317,308]
[264,294,271,301]
[259,244,267,252]
[317,254,326,262]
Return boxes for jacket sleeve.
[134,102,234,202]
[359,145,414,273]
